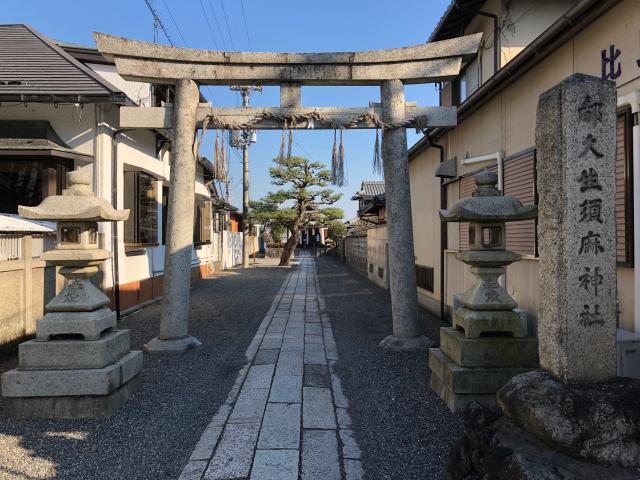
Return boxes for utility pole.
[229,85,261,268]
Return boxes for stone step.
[19,330,131,370]
[440,327,539,368]
[453,307,526,338]
[429,348,533,394]
[2,350,143,397]
[430,371,497,413]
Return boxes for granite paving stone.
[228,387,269,424]
[340,429,362,459]
[303,386,337,429]
[250,450,299,480]
[258,402,301,449]
[301,430,341,480]
[204,423,260,480]
[269,375,302,403]
[304,343,327,365]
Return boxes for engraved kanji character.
[579,304,604,327]
[580,134,604,158]
[578,96,603,127]
[579,199,603,224]
[579,231,604,255]
[577,168,602,192]
[578,266,603,296]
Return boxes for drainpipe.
[455,3,499,75]
[427,136,448,322]
[111,128,133,321]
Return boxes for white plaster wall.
[0,102,96,157]
[87,63,152,107]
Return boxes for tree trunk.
[262,223,274,244]
[279,227,299,266]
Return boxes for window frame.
[123,170,159,248]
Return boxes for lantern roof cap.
[18,166,129,222]
[440,169,537,223]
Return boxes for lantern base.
[2,374,142,419]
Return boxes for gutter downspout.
[111,128,133,321]
[454,3,499,75]
[419,0,609,149]
[427,136,448,322]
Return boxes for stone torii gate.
[94,32,482,353]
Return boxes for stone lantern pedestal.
[1,166,143,418]
[429,170,539,412]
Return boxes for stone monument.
[444,74,640,478]
[1,166,143,418]
[429,170,538,412]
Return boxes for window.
[616,109,634,266]
[124,171,158,245]
[194,200,212,244]
[0,158,69,213]
[161,186,169,245]
[416,265,434,292]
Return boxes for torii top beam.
[93,32,482,86]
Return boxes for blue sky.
[2,0,450,219]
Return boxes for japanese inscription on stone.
[536,73,617,383]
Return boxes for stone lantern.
[1,166,143,418]
[429,170,540,412]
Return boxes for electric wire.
[198,0,221,50]
[206,0,229,50]
[239,0,252,51]
[219,0,236,50]
[160,0,189,47]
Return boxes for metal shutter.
[503,152,536,256]
[615,111,633,265]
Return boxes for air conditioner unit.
[617,329,640,379]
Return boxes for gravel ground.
[0,259,290,480]
[316,255,462,480]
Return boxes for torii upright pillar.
[144,79,202,353]
[379,80,431,351]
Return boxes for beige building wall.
[366,225,389,290]
[410,0,639,330]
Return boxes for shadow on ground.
[316,255,461,480]
[0,261,290,480]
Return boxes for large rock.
[445,402,639,480]
[497,371,640,467]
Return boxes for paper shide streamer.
[373,128,383,176]
[213,129,227,180]
[331,128,345,187]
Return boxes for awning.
[0,120,93,162]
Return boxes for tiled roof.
[428,0,487,42]
[354,180,385,198]
[0,24,127,103]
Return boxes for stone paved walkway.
[180,254,362,480]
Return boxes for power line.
[206,0,228,50]
[219,0,236,50]
[198,0,221,50]
[160,0,189,47]
[143,0,174,45]
[239,0,252,51]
